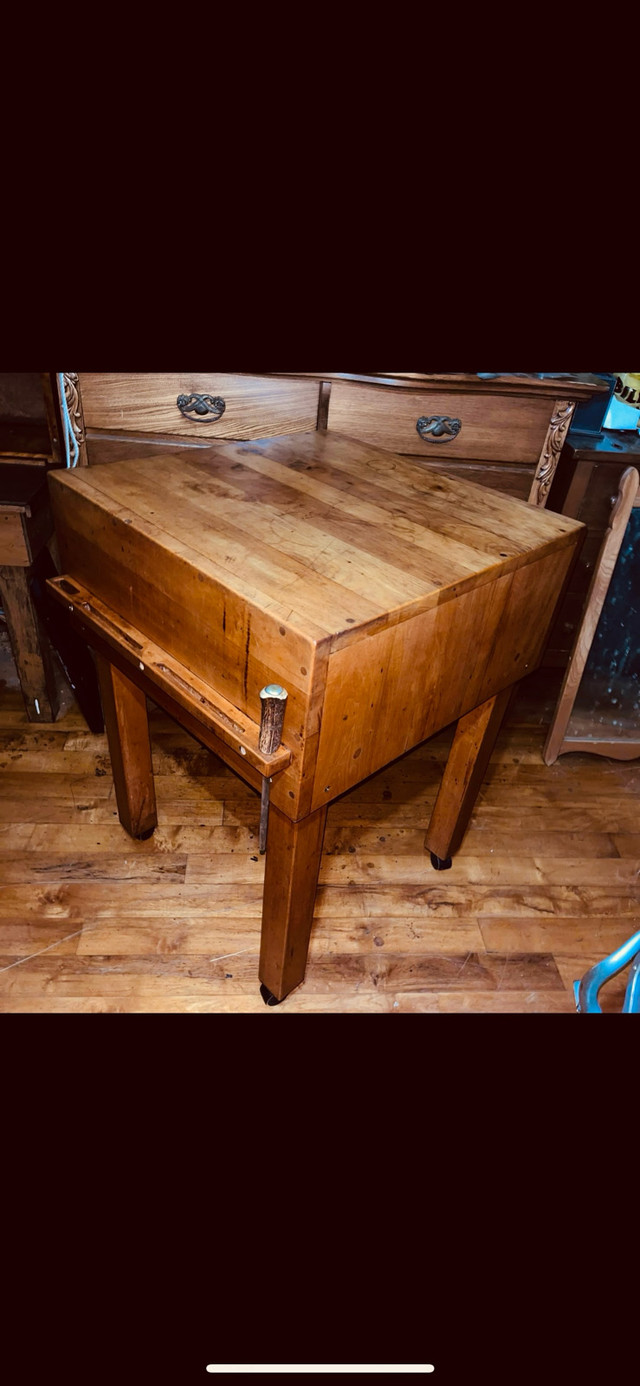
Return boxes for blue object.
[575,930,640,1013]
[602,393,640,432]
[569,373,618,437]
[57,372,79,468]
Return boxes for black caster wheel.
[136,827,156,841]
[260,984,284,1007]
[430,852,452,871]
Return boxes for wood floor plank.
[0,853,188,883]
[0,924,85,958]
[0,880,637,923]
[66,916,486,957]
[1,629,638,1013]
[0,949,566,996]
[313,886,640,919]
[429,992,577,1013]
[0,883,264,921]
[479,916,640,955]
[611,834,640,858]
[0,824,35,847]
[27,824,252,853]
[322,825,620,859]
[184,850,638,888]
[0,994,396,1013]
[318,856,640,887]
[463,805,640,833]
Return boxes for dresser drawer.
[327,381,554,465]
[77,373,321,442]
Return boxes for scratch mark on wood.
[244,617,251,703]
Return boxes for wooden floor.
[1,627,638,1013]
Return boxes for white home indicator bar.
[206,1369,434,1376]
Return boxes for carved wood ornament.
[530,399,576,506]
[61,372,88,466]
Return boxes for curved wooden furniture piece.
[544,466,640,765]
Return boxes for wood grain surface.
[0,634,636,1013]
[77,373,321,441]
[67,373,603,515]
[49,432,581,639]
[48,431,583,824]
[327,380,554,463]
[0,566,60,721]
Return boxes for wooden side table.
[0,464,60,721]
[46,433,584,1003]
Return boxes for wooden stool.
[0,463,60,722]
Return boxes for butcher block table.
[46,431,584,1004]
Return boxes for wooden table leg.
[259,803,328,1004]
[95,653,158,840]
[425,687,513,867]
[30,546,104,734]
[0,564,60,722]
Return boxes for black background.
[4,1019,633,1386]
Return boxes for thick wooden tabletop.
[49,431,582,648]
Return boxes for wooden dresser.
[56,372,605,507]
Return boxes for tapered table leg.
[425,687,513,866]
[0,565,60,722]
[95,653,158,840]
[259,803,328,1003]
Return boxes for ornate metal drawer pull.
[177,394,226,422]
[416,415,462,443]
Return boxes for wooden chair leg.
[95,653,158,840]
[259,803,328,1003]
[425,687,513,866]
[0,564,60,722]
